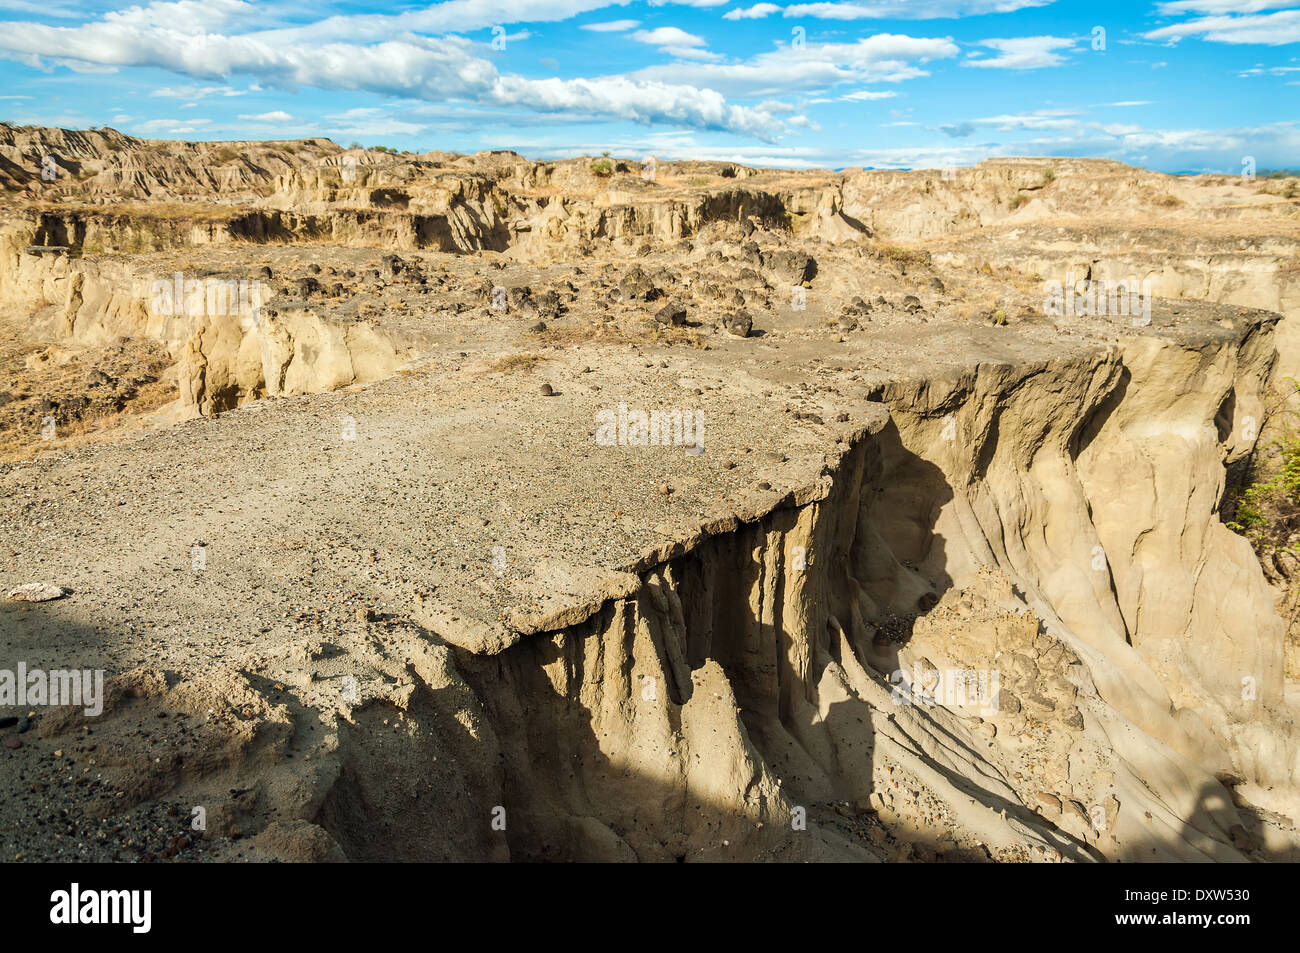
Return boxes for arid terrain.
[1,124,1298,862]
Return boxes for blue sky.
[0,0,1295,172]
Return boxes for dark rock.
[761,249,816,284]
[655,301,687,327]
[723,310,752,337]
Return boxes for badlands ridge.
[0,125,1297,862]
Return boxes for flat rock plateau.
[1,125,1298,861]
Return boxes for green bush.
[1227,378,1300,553]
[590,158,613,177]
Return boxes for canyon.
[0,124,1297,862]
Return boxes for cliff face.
[0,133,1297,862]
[451,331,1292,862]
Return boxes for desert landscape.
[0,123,1296,863]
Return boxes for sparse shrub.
[487,352,548,374]
[1009,194,1029,210]
[875,243,930,268]
[590,158,613,177]
[1228,379,1300,552]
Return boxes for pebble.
[3,736,21,750]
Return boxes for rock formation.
[0,125,1296,862]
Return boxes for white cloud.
[662,46,724,61]
[238,110,294,122]
[1238,64,1300,77]
[974,108,1083,130]
[632,27,708,47]
[1144,10,1300,45]
[0,3,788,138]
[964,35,1078,69]
[1156,1,1297,14]
[723,3,781,19]
[133,117,212,133]
[580,19,640,31]
[633,33,960,98]
[722,0,1054,20]
[841,89,897,100]
[631,26,723,61]
[0,0,83,16]
[259,0,634,44]
[150,84,248,99]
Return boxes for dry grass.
[0,336,175,464]
[484,351,549,374]
[873,243,931,268]
[527,320,710,350]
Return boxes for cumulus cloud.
[632,26,708,47]
[723,4,782,20]
[1144,9,1300,45]
[721,0,1053,20]
[0,1,788,138]
[963,35,1078,69]
[258,0,634,44]
[631,25,723,61]
[633,33,960,98]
